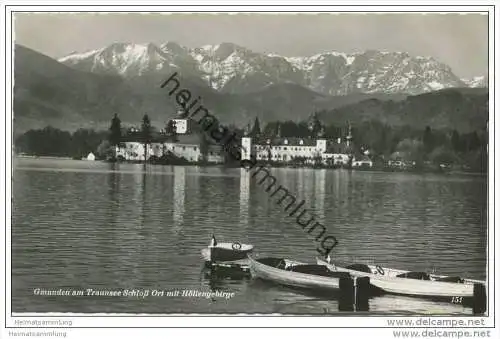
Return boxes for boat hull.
[250,257,347,291]
[201,243,253,263]
[316,258,486,313]
[250,257,372,311]
[317,258,479,297]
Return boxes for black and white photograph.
[2,3,497,338]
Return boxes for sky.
[14,12,488,78]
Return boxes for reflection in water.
[108,163,120,204]
[119,165,146,287]
[302,169,314,206]
[131,164,144,223]
[12,159,487,314]
[201,267,251,292]
[141,165,147,226]
[239,169,250,227]
[173,166,186,234]
[314,169,326,221]
[297,169,305,198]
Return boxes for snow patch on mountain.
[461,76,488,88]
[59,48,103,63]
[427,81,445,91]
[58,41,483,95]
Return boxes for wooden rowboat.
[250,256,373,311]
[316,257,486,313]
[249,256,353,291]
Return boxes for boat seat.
[434,276,464,283]
[346,263,372,273]
[288,264,351,279]
[277,260,287,270]
[257,258,285,268]
[396,271,431,280]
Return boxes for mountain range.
[13,43,488,135]
[59,42,487,96]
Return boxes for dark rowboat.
[201,242,253,263]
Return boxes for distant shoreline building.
[85,152,96,161]
[241,121,354,166]
[241,135,353,166]
[115,110,355,167]
[115,109,225,164]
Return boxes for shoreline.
[14,155,487,176]
[15,155,74,160]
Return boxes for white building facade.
[241,137,352,166]
[116,116,225,163]
[115,141,216,163]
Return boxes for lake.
[11,158,487,314]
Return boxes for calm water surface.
[12,158,487,314]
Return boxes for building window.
[194,147,197,151]
[182,146,186,150]
[284,147,287,150]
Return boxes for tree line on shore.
[14,114,153,160]
[14,113,488,172]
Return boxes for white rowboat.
[316,257,486,313]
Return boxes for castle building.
[241,135,353,166]
[115,110,354,166]
[115,109,225,163]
